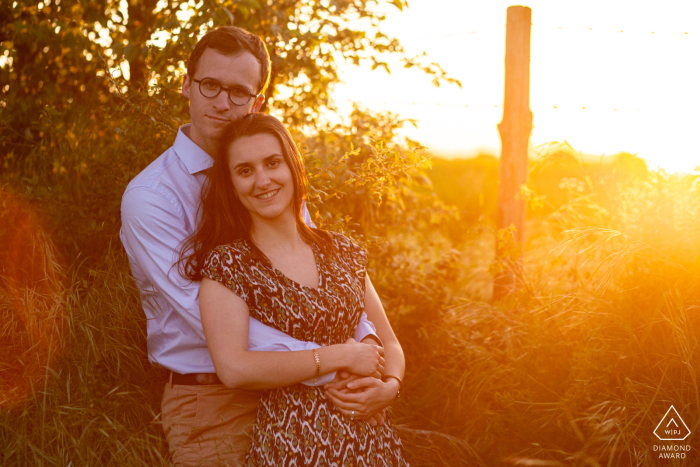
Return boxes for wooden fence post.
[493,5,533,301]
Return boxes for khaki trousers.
[161,382,263,467]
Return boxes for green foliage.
[0,0,459,158]
[303,105,456,236]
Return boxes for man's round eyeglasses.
[193,78,258,106]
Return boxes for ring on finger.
[351,410,355,419]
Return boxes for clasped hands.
[322,337,400,426]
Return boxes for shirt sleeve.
[121,186,206,340]
[354,312,383,347]
[302,201,315,228]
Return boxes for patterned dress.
[201,232,408,467]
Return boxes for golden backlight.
[333,0,700,174]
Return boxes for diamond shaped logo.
[654,406,691,441]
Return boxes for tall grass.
[1,247,170,466]
[1,192,169,465]
[388,166,700,466]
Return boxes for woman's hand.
[324,375,400,424]
[341,338,385,377]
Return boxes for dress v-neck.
[264,241,323,291]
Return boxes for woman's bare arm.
[363,275,405,381]
[199,277,385,390]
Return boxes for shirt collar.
[173,124,214,174]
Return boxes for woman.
[181,113,408,466]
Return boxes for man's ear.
[251,94,265,112]
[182,75,192,100]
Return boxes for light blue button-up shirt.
[120,125,378,384]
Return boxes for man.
[120,26,394,466]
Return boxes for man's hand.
[324,376,400,425]
[322,370,387,426]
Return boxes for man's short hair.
[187,26,272,96]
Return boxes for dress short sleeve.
[201,244,250,303]
[329,232,369,282]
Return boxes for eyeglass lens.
[199,78,252,106]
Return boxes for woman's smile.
[255,189,279,200]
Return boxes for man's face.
[182,48,264,155]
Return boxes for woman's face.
[227,133,295,222]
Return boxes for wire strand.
[412,24,693,39]
[337,99,663,112]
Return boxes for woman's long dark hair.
[179,113,331,281]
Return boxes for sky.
[331,0,700,173]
